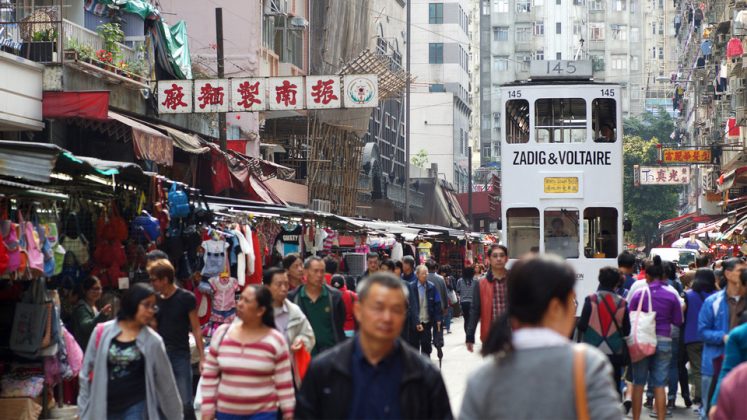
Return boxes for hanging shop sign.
[662,148,712,163]
[638,165,690,185]
[158,75,378,114]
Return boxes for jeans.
[169,350,196,420]
[700,375,712,420]
[444,306,453,332]
[217,411,277,420]
[686,342,704,401]
[668,329,690,401]
[632,338,672,388]
[460,302,472,335]
[109,399,146,420]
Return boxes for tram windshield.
[583,207,618,258]
[535,98,586,143]
[544,208,580,258]
[592,98,617,142]
[506,207,539,258]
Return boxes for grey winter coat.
[78,320,182,419]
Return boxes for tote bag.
[626,286,657,363]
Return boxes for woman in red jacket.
[330,274,357,337]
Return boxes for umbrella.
[432,323,444,368]
[671,237,708,251]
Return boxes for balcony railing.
[62,19,138,64]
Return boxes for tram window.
[507,208,539,258]
[505,99,530,143]
[534,98,586,143]
[583,208,618,258]
[593,98,617,143]
[544,208,580,259]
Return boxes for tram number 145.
[600,89,615,97]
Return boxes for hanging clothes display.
[245,230,263,285]
[274,223,302,256]
[209,274,238,323]
[727,37,744,58]
[201,235,228,278]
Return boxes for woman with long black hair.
[460,256,620,419]
[78,283,181,420]
[201,285,295,420]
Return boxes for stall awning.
[0,140,60,182]
[148,122,209,155]
[681,216,729,236]
[719,214,747,240]
[108,112,174,166]
[718,166,747,192]
[42,91,109,120]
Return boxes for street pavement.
[437,316,697,419]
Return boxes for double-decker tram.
[499,60,623,311]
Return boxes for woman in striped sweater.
[201,285,295,420]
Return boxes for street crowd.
[64,243,747,420]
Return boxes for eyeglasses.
[573,297,579,307]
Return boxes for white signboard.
[158,80,193,114]
[343,74,379,108]
[194,79,229,113]
[639,166,690,185]
[268,76,305,110]
[305,76,341,109]
[230,78,267,111]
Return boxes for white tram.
[499,60,624,311]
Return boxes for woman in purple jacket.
[683,269,717,408]
[628,256,684,420]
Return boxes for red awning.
[42,91,109,120]
[718,166,747,192]
[659,212,698,227]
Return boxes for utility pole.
[216,8,227,152]
[404,0,411,222]
[468,146,473,230]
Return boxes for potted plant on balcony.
[96,22,124,72]
[21,28,56,62]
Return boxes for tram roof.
[500,80,620,87]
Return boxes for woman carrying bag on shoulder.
[78,283,182,420]
[460,255,621,420]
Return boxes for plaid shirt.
[487,271,508,320]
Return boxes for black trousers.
[461,302,472,335]
[411,322,432,356]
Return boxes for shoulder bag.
[573,345,590,420]
[626,287,657,363]
[598,293,630,364]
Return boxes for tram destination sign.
[530,60,593,79]
[638,166,690,185]
[544,177,579,193]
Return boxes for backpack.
[168,183,190,218]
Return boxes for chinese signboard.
[543,177,580,193]
[662,149,711,163]
[158,75,378,114]
[639,166,690,185]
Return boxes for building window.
[482,144,491,159]
[591,55,605,71]
[611,54,627,69]
[429,3,444,24]
[556,22,562,34]
[658,22,664,35]
[590,0,604,10]
[590,23,605,40]
[516,0,531,13]
[557,0,562,4]
[482,0,490,15]
[612,25,627,40]
[534,0,544,5]
[573,21,582,35]
[493,0,509,12]
[615,0,626,10]
[659,47,664,59]
[429,43,443,63]
[658,0,663,8]
[651,47,656,58]
[534,21,544,36]
[631,55,640,70]
[516,52,532,70]
[631,27,640,42]
[493,26,509,41]
[430,83,446,92]
[556,52,562,59]
[516,24,532,42]
[535,49,544,60]
[493,56,509,71]
[630,0,637,12]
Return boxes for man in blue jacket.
[407,265,442,357]
[697,257,746,418]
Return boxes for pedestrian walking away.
[78,283,182,420]
[683,268,717,410]
[295,272,453,419]
[456,266,476,336]
[460,255,621,420]
[200,285,295,420]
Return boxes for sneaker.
[693,403,702,414]
[667,400,676,409]
[683,396,692,408]
[644,398,653,410]
[648,408,673,418]
[623,399,632,415]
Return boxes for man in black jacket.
[295,272,453,419]
[288,256,346,356]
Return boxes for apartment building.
[478,0,645,165]
[410,0,472,192]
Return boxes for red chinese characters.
[197,83,225,109]
[161,83,188,111]
[237,81,262,109]
[311,79,338,105]
[275,80,298,107]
